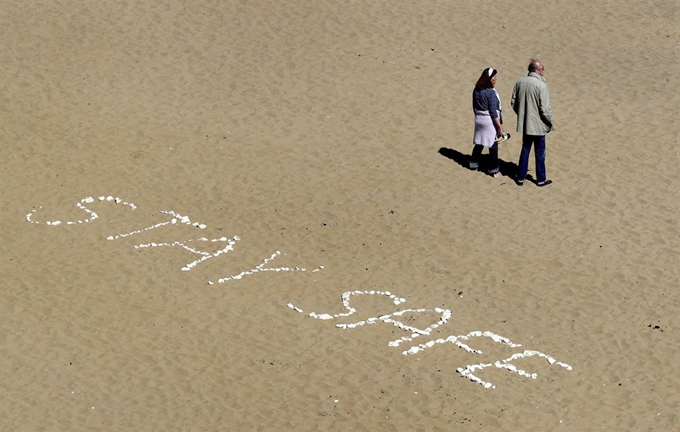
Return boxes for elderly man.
[511,58,555,187]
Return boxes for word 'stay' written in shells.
[288,291,572,389]
[25,195,323,283]
[27,195,572,389]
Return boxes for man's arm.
[538,85,554,130]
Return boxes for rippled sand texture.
[1,0,679,430]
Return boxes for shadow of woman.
[438,147,518,179]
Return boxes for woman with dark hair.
[469,67,509,177]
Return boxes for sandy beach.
[1,0,679,430]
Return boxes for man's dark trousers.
[518,134,546,184]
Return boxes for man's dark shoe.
[537,179,553,187]
[515,179,524,186]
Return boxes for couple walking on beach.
[469,58,555,187]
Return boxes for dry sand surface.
[1,0,679,430]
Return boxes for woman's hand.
[492,117,504,138]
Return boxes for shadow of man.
[438,147,518,179]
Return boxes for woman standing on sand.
[469,67,509,177]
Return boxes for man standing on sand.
[511,58,555,187]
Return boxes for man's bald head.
[528,58,545,76]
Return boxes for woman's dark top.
[472,87,500,120]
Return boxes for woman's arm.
[488,90,504,136]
